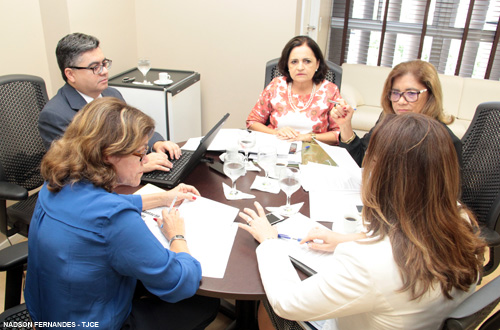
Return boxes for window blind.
[328,0,500,80]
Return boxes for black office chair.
[264,58,342,90]
[0,74,48,239]
[0,240,31,327]
[460,101,500,276]
[441,274,500,330]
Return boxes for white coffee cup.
[343,213,361,234]
[159,72,171,82]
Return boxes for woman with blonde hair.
[239,113,484,330]
[331,59,461,167]
[25,97,219,330]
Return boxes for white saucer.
[154,79,173,85]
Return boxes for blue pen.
[278,234,303,242]
[305,146,311,152]
[278,234,323,244]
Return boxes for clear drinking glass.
[238,130,256,169]
[257,146,277,186]
[223,152,245,196]
[137,58,151,84]
[278,167,301,216]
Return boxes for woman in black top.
[331,59,462,167]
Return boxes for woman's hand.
[168,183,200,206]
[329,101,355,128]
[157,207,186,242]
[300,227,367,252]
[153,141,182,160]
[276,127,300,140]
[142,152,173,173]
[237,202,278,244]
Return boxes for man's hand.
[153,141,182,159]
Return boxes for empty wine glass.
[223,152,245,196]
[278,167,301,216]
[137,58,151,84]
[238,130,256,169]
[257,146,277,186]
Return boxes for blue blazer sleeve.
[105,205,201,303]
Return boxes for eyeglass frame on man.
[68,59,112,75]
[389,89,427,103]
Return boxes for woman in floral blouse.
[246,36,351,144]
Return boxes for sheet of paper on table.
[309,189,363,229]
[314,139,361,171]
[181,129,301,162]
[134,184,239,278]
[299,162,361,192]
[274,213,337,274]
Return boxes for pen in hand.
[169,195,178,210]
[278,234,324,244]
[278,234,303,242]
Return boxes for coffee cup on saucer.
[155,72,172,85]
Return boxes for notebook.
[141,113,230,188]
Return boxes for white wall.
[0,0,53,94]
[134,0,298,131]
[0,0,299,134]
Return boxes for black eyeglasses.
[389,89,427,103]
[69,59,112,75]
[132,149,147,162]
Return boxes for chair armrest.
[444,275,500,330]
[0,240,28,271]
[480,227,500,247]
[0,181,28,201]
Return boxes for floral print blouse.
[246,76,341,135]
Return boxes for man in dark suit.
[39,33,180,173]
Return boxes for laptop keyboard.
[144,152,193,183]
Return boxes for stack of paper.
[181,129,301,163]
[134,184,239,278]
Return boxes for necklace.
[287,82,316,111]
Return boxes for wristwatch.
[310,133,317,141]
[169,234,186,245]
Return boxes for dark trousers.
[121,282,220,330]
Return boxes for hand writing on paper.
[238,202,278,244]
[300,227,366,252]
[168,183,199,206]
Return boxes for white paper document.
[315,139,360,170]
[134,184,239,278]
[309,190,363,229]
[299,162,362,192]
[210,129,298,154]
[274,213,335,273]
[182,129,303,164]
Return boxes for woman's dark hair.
[56,33,100,82]
[278,35,327,85]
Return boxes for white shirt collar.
[76,90,102,103]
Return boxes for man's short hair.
[56,33,100,82]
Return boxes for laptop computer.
[141,113,230,188]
